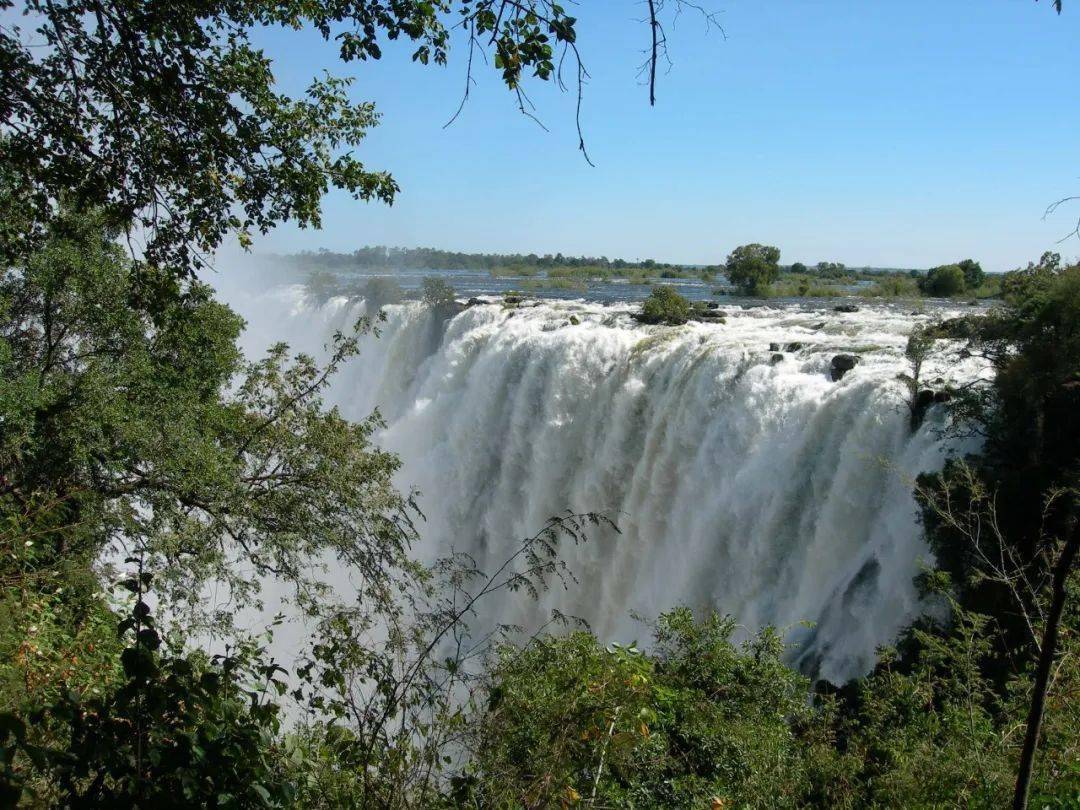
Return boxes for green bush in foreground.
[456,611,819,809]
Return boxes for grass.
[763,274,847,297]
[520,277,588,292]
[858,276,921,298]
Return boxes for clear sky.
[246,1,1080,272]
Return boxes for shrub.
[860,275,920,298]
[421,276,457,309]
[919,264,967,297]
[637,285,692,324]
[362,276,404,310]
[459,611,817,809]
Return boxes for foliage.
[860,274,921,298]
[294,247,687,274]
[458,610,820,808]
[814,261,848,279]
[358,276,404,311]
[421,276,458,310]
[456,603,1080,808]
[919,263,967,296]
[958,258,986,289]
[765,274,845,298]
[1,571,297,807]
[0,0,591,275]
[909,253,1080,805]
[725,243,781,294]
[636,285,692,325]
[0,204,417,642]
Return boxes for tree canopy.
[725,243,781,294]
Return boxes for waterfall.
[226,281,984,684]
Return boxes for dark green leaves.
[0,0,582,276]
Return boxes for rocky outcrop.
[830,354,860,381]
[689,310,726,323]
[833,303,860,313]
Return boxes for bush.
[421,276,457,309]
[637,285,692,324]
[919,264,967,296]
[860,275,920,298]
[725,244,781,294]
[0,577,296,807]
[361,276,404,310]
[458,611,818,809]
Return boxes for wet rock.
[771,353,785,364]
[769,342,781,352]
[833,303,860,313]
[706,301,720,310]
[915,389,936,410]
[569,315,581,326]
[503,295,525,305]
[466,297,485,307]
[690,310,726,323]
[785,341,804,352]
[812,321,827,330]
[830,354,860,381]
[933,390,952,403]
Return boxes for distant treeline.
[280,246,929,276]
[284,246,688,271]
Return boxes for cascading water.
[224,279,984,684]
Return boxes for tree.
[790,261,808,274]
[0,574,298,806]
[919,264,966,296]
[360,276,404,311]
[421,276,458,310]
[459,611,816,808]
[915,256,1080,808]
[725,243,781,294]
[0,204,416,644]
[814,261,848,279]
[1,0,712,277]
[958,258,985,289]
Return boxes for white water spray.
[226,281,983,684]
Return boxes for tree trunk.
[1012,526,1078,810]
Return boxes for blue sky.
[248,1,1080,271]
